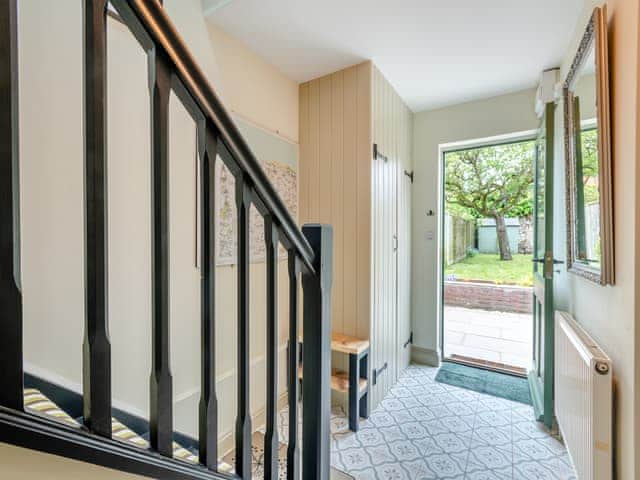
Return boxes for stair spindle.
[148,48,173,458]
[264,216,280,479]
[235,175,252,477]
[198,124,219,470]
[81,0,111,437]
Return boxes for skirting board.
[411,346,440,367]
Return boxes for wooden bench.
[297,333,370,432]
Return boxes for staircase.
[22,383,352,479]
[0,1,336,479]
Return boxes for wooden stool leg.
[348,353,359,431]
[359,353,369,418]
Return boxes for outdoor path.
[444,306,532,371]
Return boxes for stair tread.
[22,388,232,471]
[21,390,351,478]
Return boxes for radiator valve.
[595,361,610,375]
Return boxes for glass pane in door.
[535,138,546,267]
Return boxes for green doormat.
[435,362,532,405]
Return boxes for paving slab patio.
[444,305,532,371]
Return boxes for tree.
[580,128,599,204]
[445,141,535,260]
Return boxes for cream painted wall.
[411,89,539,360]
[201,29,300,449]
[299,62,372,341]
[551,1,639,478]
[4,0,300,476]
[207,23,299,143]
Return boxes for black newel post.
[301,224,332,480]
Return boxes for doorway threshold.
[445,354,527,377]
[436,361,533,405]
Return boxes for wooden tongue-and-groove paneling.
[299,62,412,410]
[299,62,372,341]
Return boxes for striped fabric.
[23,388,80,428]
[173,441,199,464]
[111,420,206,466]
[22,388,234,472]
[111,418,149,449]
[110,421,232,470]
[171,443,234,473]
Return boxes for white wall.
[13,0,299,470]
[410,89,539,361]
[551,1,639,478]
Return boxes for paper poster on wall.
[215,116,298,265]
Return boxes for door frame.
[437,129,538,370]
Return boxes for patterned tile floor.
[273,364,576,479]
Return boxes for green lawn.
[445,254,533,286]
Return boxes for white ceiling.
[204,0,584,112]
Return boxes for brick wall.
[444,281,533,314]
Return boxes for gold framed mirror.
[564,5,614,285]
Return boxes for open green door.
[529,103,559,429]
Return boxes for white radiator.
[555,311,612,480]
